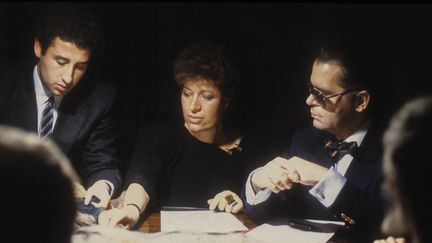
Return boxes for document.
[245,219,344,243]
[160,209,248,233]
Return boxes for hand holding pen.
[207,190,243,213]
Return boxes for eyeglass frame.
[307,82,360,107]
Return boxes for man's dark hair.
[315,41,382,91]
[383,95,432,243]
[314,39,388,114]
[34,6,104,55]
[173,41,241,111]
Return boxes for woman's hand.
[207,190,243,213]
[98,205,140,229]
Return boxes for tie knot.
[324,138,358,162]
[47,96,54,104]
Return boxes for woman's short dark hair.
[173,42,241,110]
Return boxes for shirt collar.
[33,65,51,99]
[33,65,63,105]
[344,119,372,147]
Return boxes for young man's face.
[34,37,90,96]
[181,78,223,138]
[306,60,359,138]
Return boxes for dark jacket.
[0,62,121,191]
[243,120,387,242]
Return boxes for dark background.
[2,3,432,166]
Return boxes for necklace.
[223,143,243,156]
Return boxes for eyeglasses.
[307,82,358,107]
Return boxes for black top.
[125,122,250,210]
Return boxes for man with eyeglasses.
[243,41,393,241]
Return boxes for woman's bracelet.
[126,203,141,213]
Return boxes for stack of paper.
[161,210,248,233]
[245,220,344,243]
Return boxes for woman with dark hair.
[99,42,249,229]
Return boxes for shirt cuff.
[100,180,114,197]
[308,166,346,208]
[245,169,272,205]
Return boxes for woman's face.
[181,78,223,139]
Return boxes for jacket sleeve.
[80,85,121,195]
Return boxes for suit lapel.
[314,130,335,167]
[51,93,85,150]
[352,119,383,165]
[10,66,38,133]
[344,120,384,182]
[50,75,94,153]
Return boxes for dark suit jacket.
[243,120,386,241]
[0,62,121,192]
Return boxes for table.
[136,212,354,243]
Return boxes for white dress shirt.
[33,65,63,137]
[245,121,370,208]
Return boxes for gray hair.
[0,125,79,243]
[382,95,432,243]
[0,125,79,183]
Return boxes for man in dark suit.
[0,7,120,208]
[243,41,390,241]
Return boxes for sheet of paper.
[160,210,248,233]
[245,219,344,243]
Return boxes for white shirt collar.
[33,65,63,106]
[344,119,372,147]
[33,65,51,99]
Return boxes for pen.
[288,219,322,232]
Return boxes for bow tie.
[324,138,358,162]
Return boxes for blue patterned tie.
[40,96,54,138]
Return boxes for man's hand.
[281,156,328,186]
[207,190,243,213]
[251,157,300,193]
[98,206,140,229]
[84,180,112,208]
[251,156,329,193]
